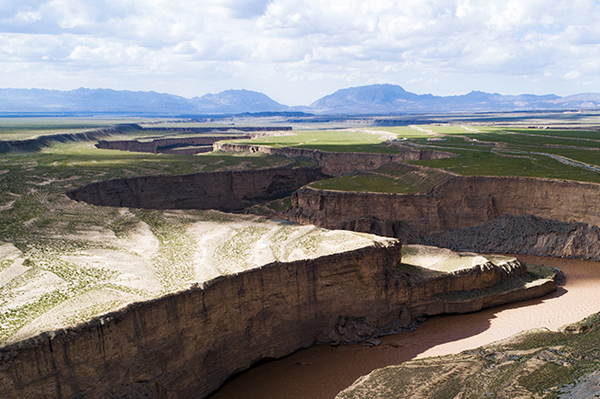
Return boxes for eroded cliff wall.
[66,166,325,211]
[0,125,138,153]
[214,142,457,176]
[427,214,600,260]
[286,176,600,259]
[0,242,555,399]
[96,136,239,153]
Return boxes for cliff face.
[286,176,600,259]
[0,242,557,399]
[67,166,325,211]
[0,126,135,153]
[288,176,600,233]
[96,136,243,154]
[214,142,456,176]
[426,214,600,261]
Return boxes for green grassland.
[310,163,454,194]
[224,125,600,191]
[230,130,400,153]
[0,117,163,141]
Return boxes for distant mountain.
[2,85,600,115]
[307,84,598,114]
[0,88,288,114]
[191,89,288,113]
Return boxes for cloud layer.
[1,0,600,105]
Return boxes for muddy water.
[208,255,600,399]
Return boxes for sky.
[1,0,600,106]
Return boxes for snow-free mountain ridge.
[1,85,600,114]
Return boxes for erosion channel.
[2,151,599,399]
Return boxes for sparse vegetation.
[337,313,600,399]
[0,121,391,345]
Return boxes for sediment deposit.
[214,142,457,176]
[0,241,559,399]
[287,176,600,259]
[67,166,325,211]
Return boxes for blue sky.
[1,0,600,105]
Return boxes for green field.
[310,163,454,193]
[230,130,400,153]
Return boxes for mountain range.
[1,84,600,115]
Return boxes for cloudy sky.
[1,0,600,105]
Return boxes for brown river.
[209,255,600,399]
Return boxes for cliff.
[96,136,249,154]
[214,142,457,176]
[67,166,325,211]
[286,176,600,260]
[0,124,139,153]
[0,242,559,399]
[426,214,600,261]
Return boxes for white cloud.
[1,0,600,104]
[563,70,581,80]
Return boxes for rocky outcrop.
[0,241,559,399]
[214,142,457,176]
[67,166,325,211]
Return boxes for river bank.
[209,255,600,399]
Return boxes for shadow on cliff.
[208,287,568,399]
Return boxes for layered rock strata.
[96,136,247,154]
[66,166,324,211]
[426,214,600,261]
[214,142,457,176]
[286,176,600,259]
[0,242,559,399]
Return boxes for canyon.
[214,142,457,176]
[66,166,324,211]
[2,134,599,398]
[0,242,559,399]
